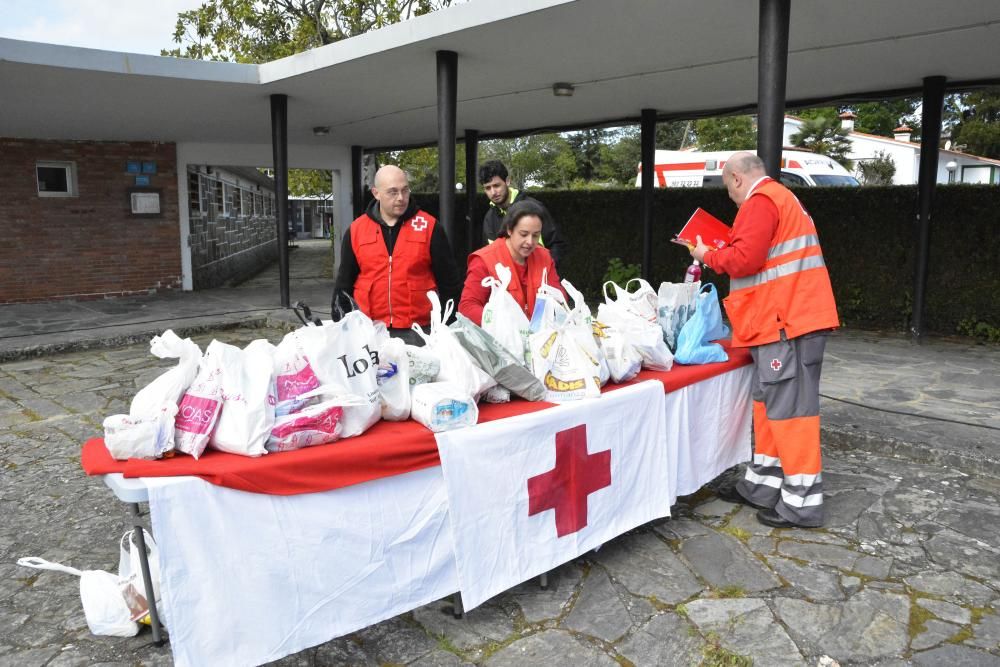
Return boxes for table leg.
[538,572,548,589]
[452,592,464,619]
[128,503,165,646]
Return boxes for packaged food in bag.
[174,349,225,459]
[266,386,369,451]
[529,325,602,402]
[449,313,546,402]
[412,292,496,401]
[377,337,411,421]
[481,263,531,364]
[410,381,479,432]
[209,339,276,457]
[657,281,701,351]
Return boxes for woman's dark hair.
[499,199,546,238]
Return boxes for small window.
[779,171,808,187]
[37,161,77,197]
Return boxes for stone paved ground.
[1,326,999,666]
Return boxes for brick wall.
[0,138,181,303]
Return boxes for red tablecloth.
[81,344,751,495]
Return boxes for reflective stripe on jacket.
[350,211,437,328]
[470,239,556,318]
[723,180,839,347]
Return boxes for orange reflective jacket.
[470,240,556,318]
[350,211,437,328]
[723,180,839,347]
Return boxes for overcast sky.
[0,0,196,55]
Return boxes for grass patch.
[702,632,753,667]
[908,600,936,640]
[675,603,689,618]
[720,524,751,542]
[713,586,746,599]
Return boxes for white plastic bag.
[597,300,674,372]
[657,281,701,351]
[282,311,382,438]
[17,557,141,637]
[481,263,531,364]
[410,381,479,432]
[604,278,659,324]
[405,344,440,388]
[118,528,162,623]
[377,337,411,421]
[209,339,276,457]
[529,324,602,402]
[412,292,496,402]
[597,321,643,383]
[266,386,368,451]
[562,279,610,386]
[174,349,225,459]
[528,270,570,333]
[103,330,201,460]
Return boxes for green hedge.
[412,185,1000,338]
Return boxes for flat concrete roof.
[2,0,999,149]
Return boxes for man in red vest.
[334,165,462,344]
[691,152,840,529]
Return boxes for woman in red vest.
[459,199,565,325]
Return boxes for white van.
[635,149,860,188]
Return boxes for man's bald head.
[371,165,411,224]
[722,152,767,207]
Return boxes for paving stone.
[933,506,1000,550]
[774,589,910,661]
[412,599,515,655]
[904,571,999,606]
[825,489,882,528]
[0,647,62,667]
[409,648,475,666]
[680,531,781,593]
[747,535,778,554]
[840,576,862,595]
[652,517,712,540]
[593,532,703,604]
[692,498,735,518]
[777,540,859,571]
[505,562,582,624]
[616,612,704,667]
[911,643,1000,666]
[352,615,437,664]
[911,619,962,651]
[482,630,617,667]
[923,529,1000,581]
[561,566,632,642]
[767,556,844,601]
[724,504,775,538]
[854,554,893,579]
[918,597,973,625]
[684,598,804,666]
[967,612,1000,651]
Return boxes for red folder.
[672,208,732,249]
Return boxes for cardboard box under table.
[81,347,752,667]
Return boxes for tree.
[693,115,756,151]
[950,88,1000,159]
[163,0,453,63]
[565,129,609,183]
[850,100,920,137]
[855,150,896,186]
[789,115,853,168]
[288,169,333,196]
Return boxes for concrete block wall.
[0,138,181,303]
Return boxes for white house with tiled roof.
[783,115,1000,185]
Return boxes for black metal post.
[757,0,790,179]
[911,75,947,342]
[640,108,656,280]
[437,50,458,243]
[270,94,290,308]
[351,145,364,218]
[465,129,479,256]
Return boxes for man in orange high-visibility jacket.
[691,152,839,528]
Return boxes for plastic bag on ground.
[410,381,479,432]
[449,313,546,402]
[675,283,731,365]
[657,281,701,351]
[118,528,162,624]
[412,292,496,402]
[17,557,141,637]
[481,262,531,364]
[209,339,276,457]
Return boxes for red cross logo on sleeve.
[770,358,782,372]
[410,215,428,231]
[527,424,611,537]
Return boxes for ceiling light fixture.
[552,82,575,97]
[312,126,330,136]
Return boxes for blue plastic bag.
[674,283,730,364]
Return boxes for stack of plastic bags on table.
[672,283,731,364]
[595,278,674,380]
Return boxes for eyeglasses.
[382,187,410,199]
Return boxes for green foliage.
[288,169,332,196]
[851,99,921,136]
[950,87,1000,158]
[957,317,1000,343]
[790,115,853,168]
[602,257,642,286]
[856,150,896,186]
[694,115,756,151]
[162,0,453,63]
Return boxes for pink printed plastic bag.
[174,352,224,459]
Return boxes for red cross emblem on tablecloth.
[770,358,782,372]
[527,424,611,537]
[410,215,428,231]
